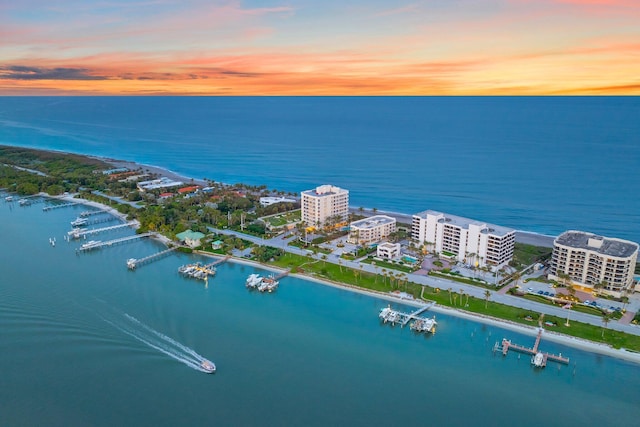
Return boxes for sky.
[1,0,639,95]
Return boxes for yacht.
[80,240,101,249]
[71,217,89,227]
[246,273,262,289]
[531,352,545,368]
[200,359,216,373]
[5,196,13,202]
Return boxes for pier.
[79,210,110,217]
[400,301,436,327]
[76,233,153,252]
[127,246,178,270]
[378,304,437,334]
[204,255,230,269]
[68,222,135,239]
[43,202,79,211]
[493,328,570,367]
[273,269,290,280]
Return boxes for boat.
[200,359,216,373]
[80,240,101,249]
[71,217,89,227]
[5,196,13,202]
[18,198,29,206]
[246,273,262,289]
[259,275,279,292]
[531,352,545,368]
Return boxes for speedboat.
[80,240,100,249]
[200,359,216,373]
[71,217,89,227]
[246,273,262,289]
[531,352,545,368]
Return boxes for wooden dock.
[400,301,436,327]
[494,328,569,367]
[274,269,290,280]
[68,222,135,239]
[203,255,230,269]
[76,233,153,252]
[43,202,79,211]
[127,246,178,270]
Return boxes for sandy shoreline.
[99,155,558,246]
[193,251,640,365]
[40,153,638,363]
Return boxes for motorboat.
[531,352,545,368]
[200,359,216,373]
[71,217,89,227]
[246,273,262,289]
[80,240,101,249]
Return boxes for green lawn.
[263,252,640,351]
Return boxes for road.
[208,227,640,336]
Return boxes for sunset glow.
[1,0,639,95]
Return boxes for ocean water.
[1,196,639,426]
[1,97,639,242]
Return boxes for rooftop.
[413,209,514,237]
[555,230,639,258]
[176,230,205,241]
[351,215,396,229]
[302,184,348,197]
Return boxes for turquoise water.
[1,198,639,426]
[1,96,639,242]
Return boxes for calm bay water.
[1,96,639,242]
[1,197,639,426]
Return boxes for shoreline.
[98,154,559,245]
[194,251,640,365]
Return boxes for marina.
[71,215,119,227]
[493,328,570,368]
[378,304,438,334]
[178,263,216,281]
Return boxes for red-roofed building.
[159,192,174,199]
[178,186,200,194]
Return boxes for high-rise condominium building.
[301,185,349,228]
[411,210,515,268]
[549,230,638,297]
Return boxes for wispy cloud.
[0,65,108,80]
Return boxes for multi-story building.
[377,242,401,259]
[347,215,396,245]
[411,210,515,268]
[301,185,349,229]
[548,230,638,297]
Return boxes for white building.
[137,177,184,192]
[377,242,401,260]
[549,230,638,297]
[348,215,396,245]
[411,210,515,268]
[301,185,349,229]
[259,196,297,207]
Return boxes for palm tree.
[601,313,612,338]
[448,288,453,305]
[484,290,491,309]
[459,288,464,306]
[338,258,343,273]
[452,293,458,306]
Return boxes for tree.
[448,288,453,305]
[601,313,612,338]
[484,290,491,309]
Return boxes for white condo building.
[301,185,349,228]
[348,215,396,245]
[411,210,515,268]
[549,230,638,297]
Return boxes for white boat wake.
[103,313,214,373]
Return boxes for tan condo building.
[411,210,515,268]
[301,185,349,229]
[548,230,638,297]
[348,215,396,245]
